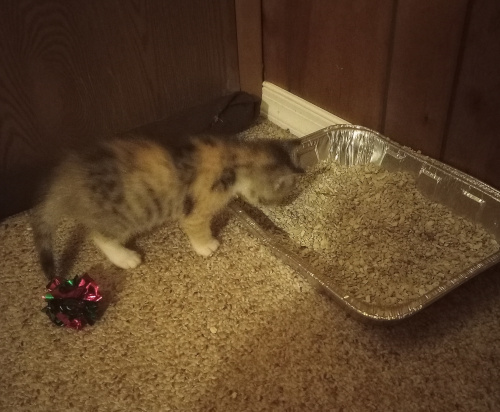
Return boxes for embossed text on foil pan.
[230,125,500,322]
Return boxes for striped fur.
[31,133,303,279]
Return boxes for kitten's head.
[237,139,304,206]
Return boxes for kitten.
[31,133,303,279]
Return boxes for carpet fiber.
[1,119,499,411]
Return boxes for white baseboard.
[260,81,349,137]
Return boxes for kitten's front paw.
[192,238,220,257]
[110,249,142,269]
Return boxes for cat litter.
[230,125,500,321]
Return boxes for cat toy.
[42,274,102,330]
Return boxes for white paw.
[192,238,220,257]
[109,248,142,269]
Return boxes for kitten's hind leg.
[91,232,142,269]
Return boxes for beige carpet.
[1,119,499,412]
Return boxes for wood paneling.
[443,0,500,189]
[0,0,239,219]
[383,0,468,158]
[235,0,263,97]
[262,0,500,189]
[263,0,395,130]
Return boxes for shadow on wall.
[1,92,261,221]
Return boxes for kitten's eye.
[275,176,290,191]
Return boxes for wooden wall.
[0,0,239,219]
[263,0,500,189]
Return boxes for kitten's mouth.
[258,196,291,206]
[237,194,261,207]
[259,193,298,206]
[239,194,286,207]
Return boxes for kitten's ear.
[274,174,295,191]
[282,138,305,174]
[281,138,303,152]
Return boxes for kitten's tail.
[31,205,58,280]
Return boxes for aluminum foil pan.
[229,125,500,322]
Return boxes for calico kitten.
[31,133,303,279]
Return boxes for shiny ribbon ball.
[42,274,102,330]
